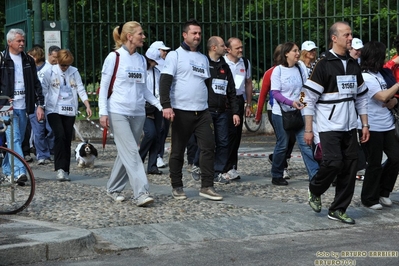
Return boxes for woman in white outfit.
[42,49,92,181]
[99,21,162,207]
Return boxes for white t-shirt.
[10,53,26,109]
[271,64,306,115]
[37,62,52,84]
[162,47,210,111]
[223,56,251,96]
[359,72,394,131]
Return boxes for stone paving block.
[91,224,176,249]
[150,220,219,243]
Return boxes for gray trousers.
[107,113,149,199]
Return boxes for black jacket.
[0,48,44,114]
[206,56,239,114]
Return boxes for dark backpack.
[242,56,249,73]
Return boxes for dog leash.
[76,110,114,138]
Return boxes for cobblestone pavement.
[20,136,398,230]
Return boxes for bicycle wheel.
[244,99,262,132]
[0,146,35,214]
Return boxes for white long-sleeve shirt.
[41,64,88,115]
[99,47,162,116]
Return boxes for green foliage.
[0,1,5,49]
[3,0,396,88]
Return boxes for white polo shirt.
[223,55,251,96]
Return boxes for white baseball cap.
[352,38,364,50]
[301,41,318,51]
[149,41,171,51]
[145,47,161,62]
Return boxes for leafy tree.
[3,0,396,88]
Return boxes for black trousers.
[225,95,245,172]
[47,113,75,173]
[361,129,399,206]
[309,129,358,212]
[169,109,215,188]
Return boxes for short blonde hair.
[27,46,45,64]
[113,21,142,49]
[57,49,74,66]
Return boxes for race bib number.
[58,105,75,115]
[337,75,357,94]
[190,60,208,78]
[212,79,228,95]
[14,88,25,100]
[127,70,144,83]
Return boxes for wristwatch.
[362,124,370,129]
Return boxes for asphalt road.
[29,224,399,266]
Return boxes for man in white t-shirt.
[159,19,223,201]
[223,37,253,179]
[0,28,45,185]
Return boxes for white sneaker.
[368,203,383,210]
[56,169,70,182]
[379,197,392,207]
[227,168,240,180]
[283,169,290,179]
[156,157,166,168]
[107,191,125,202]
[135,192,154,207]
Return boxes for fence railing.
[29,0,399,119]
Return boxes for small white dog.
[75,141,98,168]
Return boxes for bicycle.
[0,97,35,214]
[244,92,262,133]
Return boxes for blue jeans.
[211,111,229,174]
[2,109,28,177]
[29,108,54,160]
[193,112,229,176]
[271,113,319,180]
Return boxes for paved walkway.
[1,135,398,265]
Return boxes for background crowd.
[2,19,399,221]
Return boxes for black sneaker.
[328,210,355,224]
[24,155,33,163]
[268,154,273,164]
[308,189,322,213]
[272,177,288,186]
[214,173,230,184]
[172,187,187,200]
[191,165,201,181]
[16,174,28,183]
